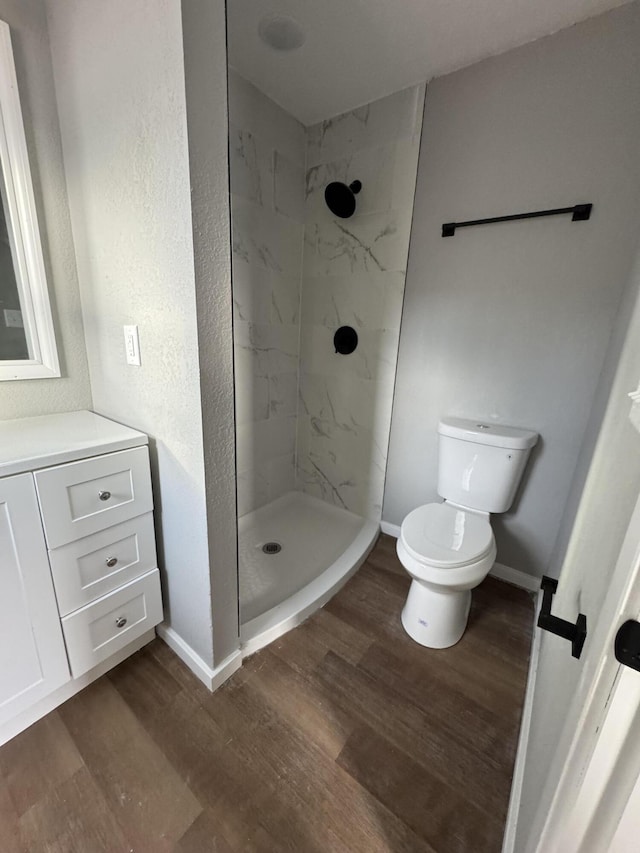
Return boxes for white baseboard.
[0,629,155,748]
[490,562,540,592]
[380,521,540,593]
[502,589,543,853]
[380,520,401,538]
[156,624,242,691]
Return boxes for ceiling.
[227,0,632,125]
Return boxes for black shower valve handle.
[334,326,358,355]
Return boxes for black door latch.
[537,576,587,659]
[615,620,640,672]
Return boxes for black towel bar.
[442,203,592,237]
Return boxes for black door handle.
[537,576,587,659]
[615,620,640,672]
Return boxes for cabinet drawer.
[61,569,163,678]
[49,513,157,616]
[35,447,153,548]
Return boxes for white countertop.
[0,411,148,477]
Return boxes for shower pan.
[239,492,377,655]
[228,68,425,655]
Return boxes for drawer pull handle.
[115,616,127,629]
[105,556,118,568]
[98,490,112,502]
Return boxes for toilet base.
[401,580,471,648]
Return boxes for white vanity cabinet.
[0,411,164,745]
[0,473,69,727]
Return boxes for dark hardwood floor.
[0,534,534,853]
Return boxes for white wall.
[45,0,237,669]
[180,0,238,665]
[384,3,640,578]
[0,0,91,418]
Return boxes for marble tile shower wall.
[229,71,305,516]
[297,85,425,518]
[229,71,425,520]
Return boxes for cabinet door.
[0,474,69,727]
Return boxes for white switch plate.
[3,308,23,328]
[123,324,141,366]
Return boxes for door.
[0,473,69,728]
[539,556,640,851]
[609,758,640,851]
[565,648,640,852]
[511,251,640,852]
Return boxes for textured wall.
[297,85,424,519]
[384,4,640,578]
[181,0,239,666]
[0,0,91,418]
[46,0,225,668]
[229,70,305,516]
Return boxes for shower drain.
[262,541,282,555]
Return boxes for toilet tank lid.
[438,417,538,450]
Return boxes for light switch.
[123,325,141,366]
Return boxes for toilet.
[397,416,538,648]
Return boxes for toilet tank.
[437,417,538,513]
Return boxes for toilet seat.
[400,502,494,568]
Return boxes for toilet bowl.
[397,501,497,648]
[396,417,538,649]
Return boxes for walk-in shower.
[227,23,425,652]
